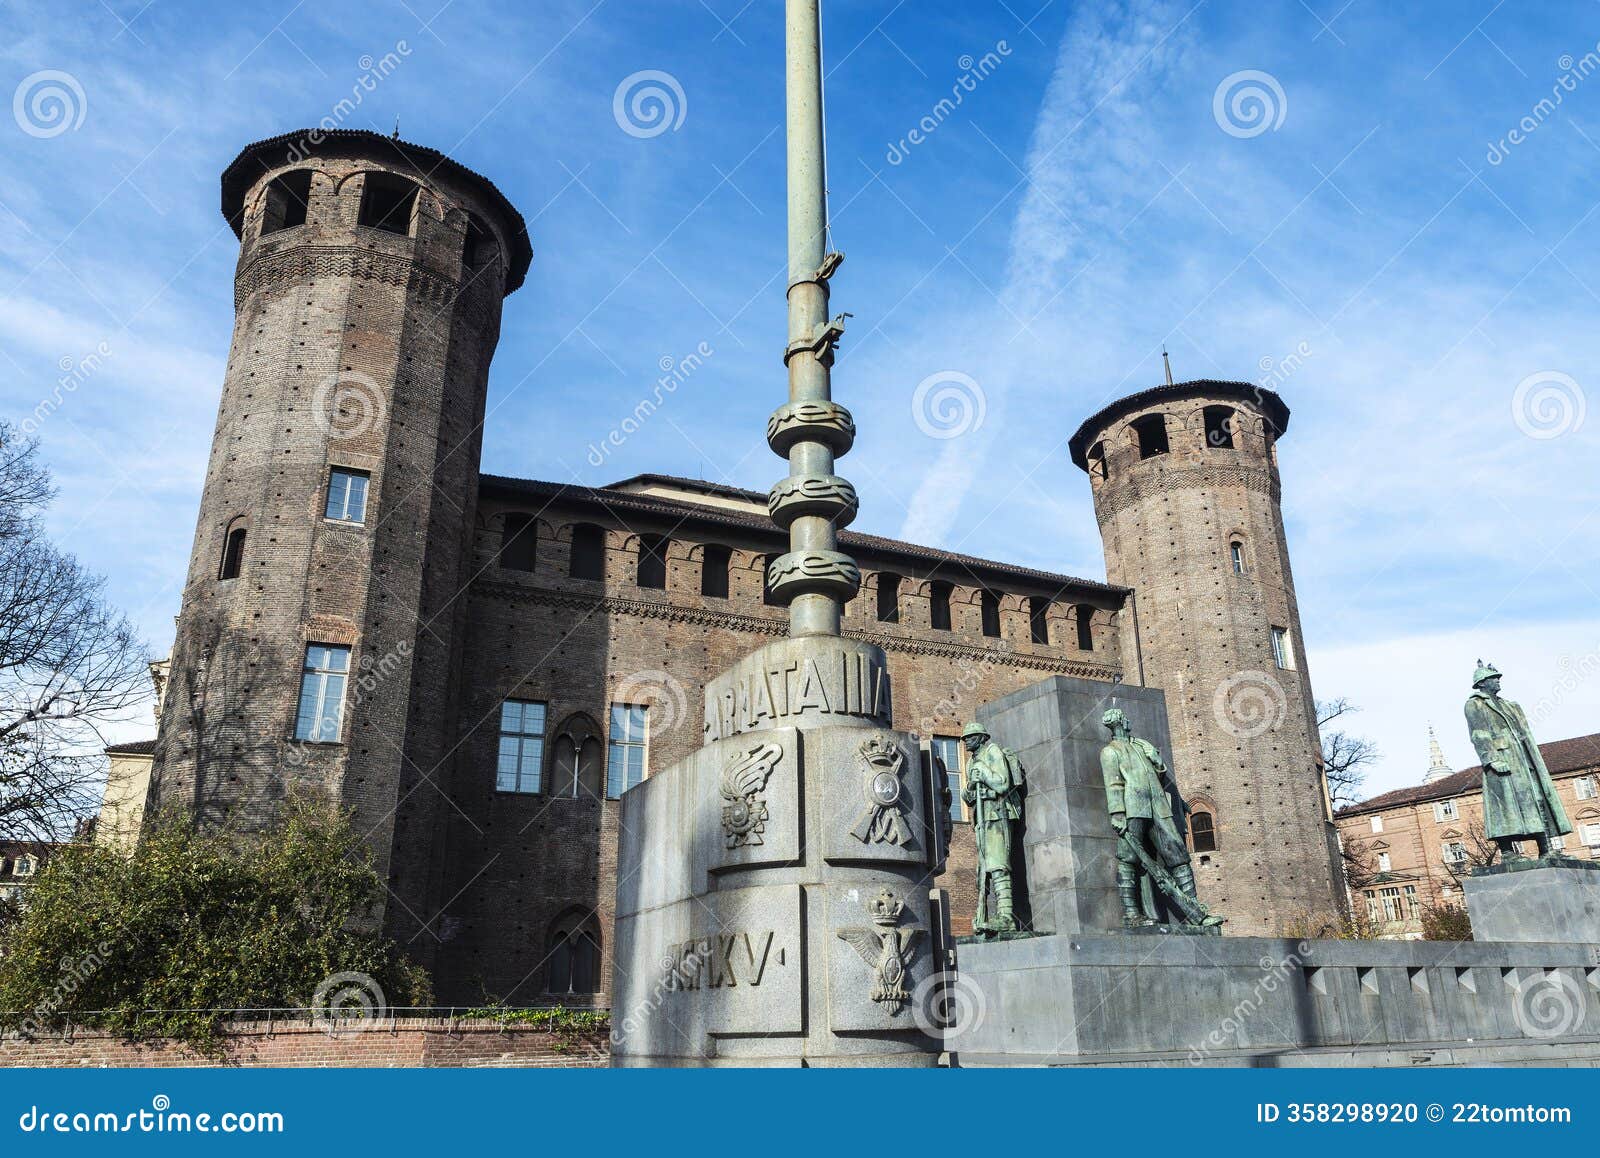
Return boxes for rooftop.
[105,738,158,757]
[220,129,533,293]
[479,472,1126,599]
[1068,380,1291,469]
[1337,731,1600,817]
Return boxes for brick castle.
[112,130,1344,1006]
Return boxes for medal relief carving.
[850,735,913,847]
[719,740,783,848]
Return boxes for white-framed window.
[1271,626,1293,670]
[931,736,964,823]
[1574,775,1598,800]
[1443,841,1468,865]
[1433,799,1459,822]
[325,468,370,523]
[1377,852,1392,873]
[496,699,547,794]
[607,704,649,798]
[1403,884,1419,918]
[1550,833,1566,851]
[13,854,37,878]
[1229,541,1245,574]
[1370,815,1384,833]
[294,644,350,742]
[1363,890,1378,923]
[1379,886,1403,923]
[1582,822,1600,849]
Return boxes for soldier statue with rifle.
[960,721,1026,937]
[1099,708,1222,931]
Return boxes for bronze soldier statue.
[1099,708,1219,929]
[1464,661,1572,862]
[960,721,1024,936]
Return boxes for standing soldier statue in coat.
[960,722,1025,937]
[1464,661,1572,863]
[1099,708,1221,930]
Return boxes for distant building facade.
[104,129,1344,1006]
[1335,732,1600,938]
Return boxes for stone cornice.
[234,245,463,310]
[473,579,1120,680]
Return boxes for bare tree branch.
[1317,696,1379,812]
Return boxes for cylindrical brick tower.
[149,130,530,950]
[1069,381,1341,933]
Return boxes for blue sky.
[3,0,1597,797]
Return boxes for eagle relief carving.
[836,888,920,1012]
[720,740,783,848]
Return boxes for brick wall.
[0,1019,608,1068]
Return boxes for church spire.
[1423,725,1453,783]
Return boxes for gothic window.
[569,524,605,580]
[499,513,537,572]
[549,713,603,801]
[546,911,600,996]
[876,573,902,623]
[324,468,369,523]
[606,704,649,798]
[1028,596,1050,645]
[260,169,312,235]
[1203,405,1235,449]
[1075,604,1095,651]
[357,172,418,236]
[496,699,547,794]
[980,590,1002,638]
[1132,413,1169,458]
[929,580,953,632]
[294,645,350,742]
[636,535,668,589]
[1190,811,1216,852]
[219,523,247,580]
[700,544,731,599]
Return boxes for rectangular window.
[931,736,963,823]
[1364,890,1378,923]
[1271,626,1293,669]
[1583,823,1600,849]
[1550,833,1566,851]
[294,644,350,742]
[1403,884,1419,918]
[1575,776,1598,800]
[1379,886,1402,923]
[495,699,546,793]
[607,704,649,798]
[1377,852,1392,873]
[1443,841,1467,864]
[1230,541,1245,574]
[325,469,370,523]
[1028,596,1050,645]
[1433,799,1459,822]
[1370,815,1384,833]
[499,513,537,572]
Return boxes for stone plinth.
[975,675,1174,935]
[611,637,948,1067]
[955,932,1600,1067]
[1464,859,1600,944]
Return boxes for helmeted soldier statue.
[960,721,1025,936]
[1464,660,1572,862]
[1099,707,1216,929]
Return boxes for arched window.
[636,534,669,589]
[980,590,1002,638]
[260,169,312,235]
[499,513,536,572]
[1203,406,1235,450]
[1132,414,1169,459]
[357,172,418,236]
[462,213,498,272]
[569,524,605,581]
[1086,440,1109,481]
[1190,811,1217,853]
[549,713,604,800]
[700,544,731,598]
[1074,604,1095,651]
[546,911,601,997]
[219,523,247,580]
[929,580,953,632]
[1229,538,1246,575]
[1028,596,1050,645]
[876,573,902,623]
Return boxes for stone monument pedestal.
[1464,858,1600,944]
